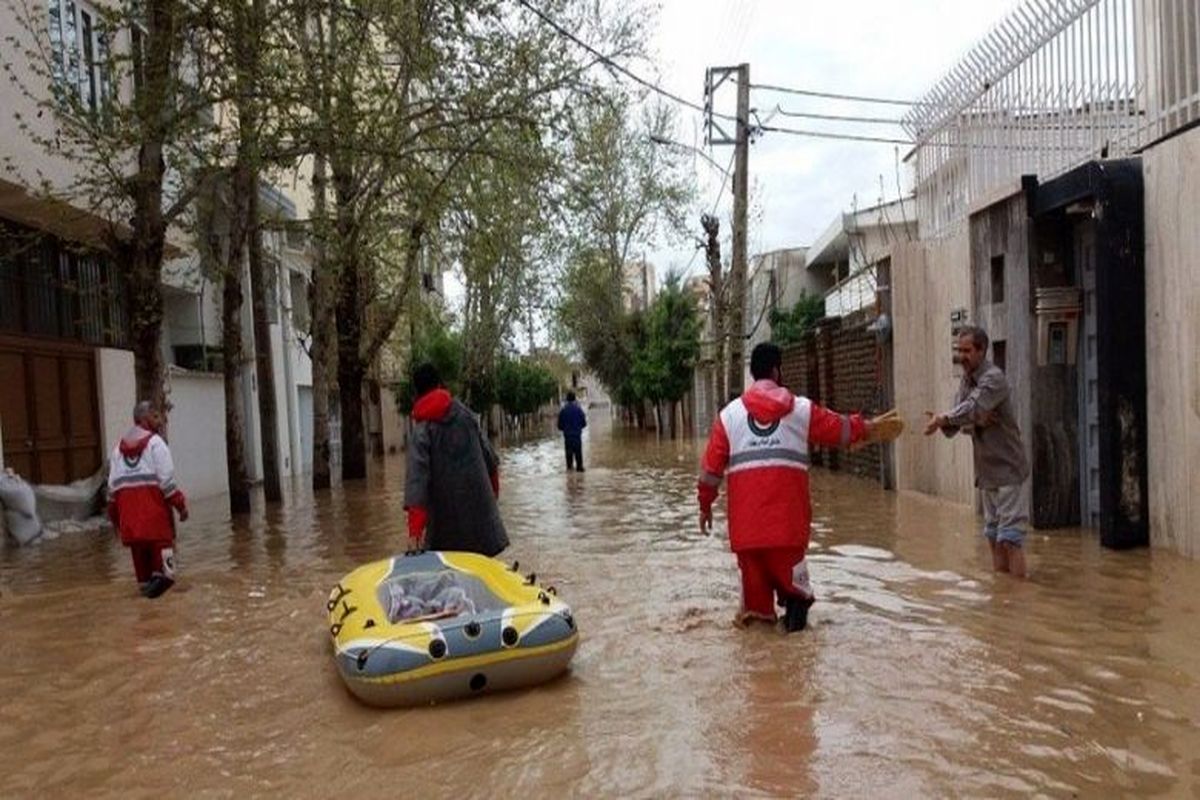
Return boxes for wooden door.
[0,336,100,484]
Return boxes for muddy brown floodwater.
[2,414,1200,798]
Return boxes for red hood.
[119,425,154,458]
[742,380,795,423]
[413,388,453,422]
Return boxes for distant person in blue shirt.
[557,391,587,473]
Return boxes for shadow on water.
[2,412,1199,797]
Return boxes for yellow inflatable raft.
[327,551,579,707]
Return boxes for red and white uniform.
[107,426,187,584]
[698,380,867,618]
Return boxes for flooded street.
[3,414,1200,798]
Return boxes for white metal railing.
[905,0,1200,238]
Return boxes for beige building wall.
[96,348,137,454]
[1143,127,1200,558]
[890,235,975,506]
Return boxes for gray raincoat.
[404,391,508,556]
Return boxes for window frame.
[47,0,112,113]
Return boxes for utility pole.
[705,63,750,396]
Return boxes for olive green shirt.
[942,361,1030,489]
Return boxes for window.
[47,0,111,112]
[289,271,310,334]
[990,254,1005,304]
[993,340,1007,372]
[0,220,126,346]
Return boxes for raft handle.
[511,560,519,572]
[546,586,557,596]
[538,591,550,606]
[356,650,369,671]
[525,572,537,586]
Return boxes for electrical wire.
[771,104,905,126]
[514,0,738,123]
[750,82,919,107]
[755,123,913,146]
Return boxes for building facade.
[0,1,318,500]
[893,0,1200,556]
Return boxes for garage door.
[0,335,101,485]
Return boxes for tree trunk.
[215,169,252,515]
[221,245,252,514]
[247,175,283,502]
[123,0,178,416]
[309,201,335,493]
[332,160,367,481]
[127,239,167,413]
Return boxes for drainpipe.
[279,257,302,478]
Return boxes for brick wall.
[780,310,889,483]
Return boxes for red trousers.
[129,543,175,584]
[736,547,812,618]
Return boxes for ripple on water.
[2,421,1199,797]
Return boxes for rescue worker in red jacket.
[698,343,873,632]
[107,401,188,598]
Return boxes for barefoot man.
[924,326,1030,578]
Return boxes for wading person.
[107,401,189,598]
[924,325,1030,578]
[404,363,508,556]
[698,342,888,632]
[557,391,587,472]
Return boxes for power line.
[750,82,919,107]
[771,104,905,126]
[755,123,913,146]
[514,0,738,123]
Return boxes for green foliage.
[394,321,464,412]
[553,87,696,398]
[495,359,559,417]
[628,273,701,404]
[769,290,826,346]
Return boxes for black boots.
[141,574,175,599]
[782,595,814,632]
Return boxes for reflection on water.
[2,413,1199,797]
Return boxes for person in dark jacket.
[557,391,587,472]
[404,363,508,556]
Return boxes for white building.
[805,198,916,319]
[0,1,316,500]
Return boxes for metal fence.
[905,0,1200,238]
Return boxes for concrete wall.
[891,235,976,506]
[1144,127,1200,558]
[165,370,228,499]
[96,348,137,455]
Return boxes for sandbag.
[34,466,107,525]
[0,470,44,545]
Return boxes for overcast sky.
[646,0,1024,277]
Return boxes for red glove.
[490,471,500,498]
[406,506,428,542]
[167,490,189,522]
[697,482,718,513]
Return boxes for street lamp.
[649,135,729,176]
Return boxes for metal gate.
[0,335,101,484]
[1075,222,1101,529]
